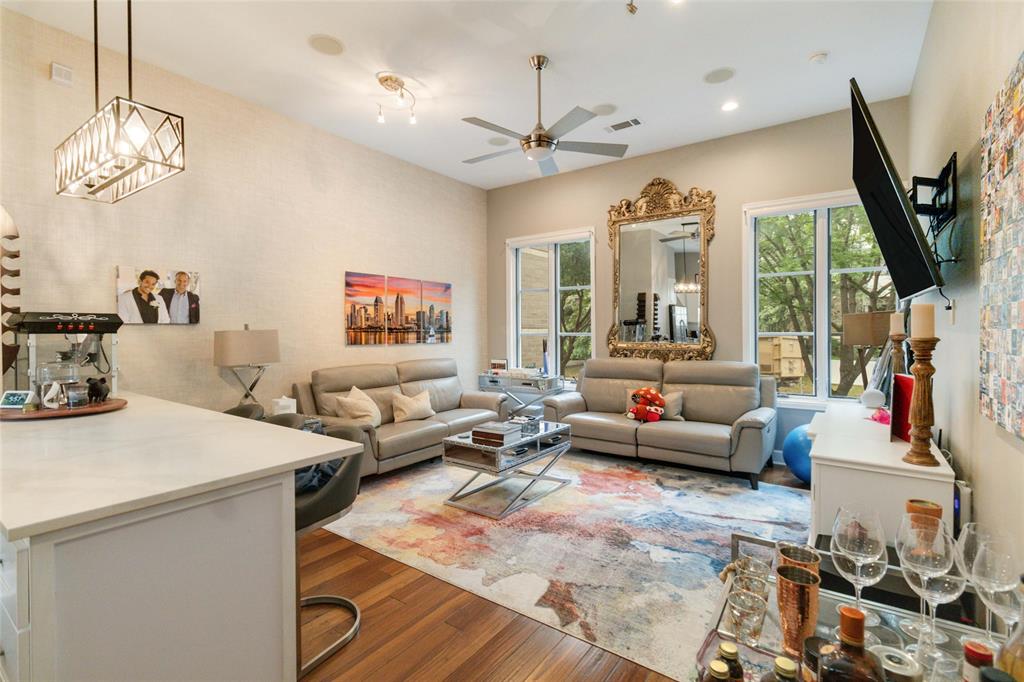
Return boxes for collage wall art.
[979,49,1024,439]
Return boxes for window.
[750,197,893,400]
[511,234,594,380]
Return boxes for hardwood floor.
[298,530,675,682]
[297,462,806,680]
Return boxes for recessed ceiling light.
[703,67,735,84]
[488,137,510,147]
[308,34,343,56]
[591,103,618,117]
[721,100,739,112]
[671,0,685,4]
[809,51,830,65]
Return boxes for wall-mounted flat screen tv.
[850,78,943,300]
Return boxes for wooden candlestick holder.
[903,337,940,467]
[890,333,907,374]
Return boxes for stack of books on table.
[471,421,522,447]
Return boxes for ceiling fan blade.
[557,140,628,158]
[546,106,596,140]
[538,157,559,177]
[462,117,527,140]
[462,148,521,164]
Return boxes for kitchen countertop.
[0,392,359,541]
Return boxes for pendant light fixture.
[55,0,184,203]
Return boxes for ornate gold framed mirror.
[608,178,716,360]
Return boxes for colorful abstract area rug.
[326,452,809,680]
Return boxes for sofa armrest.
[733,406,777,433]
[543,391,587,422]
[317,415,378,470]
[461,390,509,420]
[729,407,778,475]
[292,382,318,415]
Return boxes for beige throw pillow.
[662,392,685,421]
[335,386,382,427]
[393,390,435,423]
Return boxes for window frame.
[506,228,596,377]
[742,190,882,408]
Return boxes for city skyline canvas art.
[345,271,452,346]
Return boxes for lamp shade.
[841,312,893,347]
[213,329,280,367]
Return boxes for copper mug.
[776,564,821,658]
[777,542,821,575]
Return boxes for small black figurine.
[87,377,110,404]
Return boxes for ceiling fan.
[461,55,628,177]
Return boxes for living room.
[1,1,1022,680]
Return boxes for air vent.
[605,118,642,133]
[50,62,73,87]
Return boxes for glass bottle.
[718,641,744,682]
[819,606,886,682]
[997,576,1024,681]
[761,656,799,682]
[706,659,731,682]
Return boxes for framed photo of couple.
[116,265,201,325]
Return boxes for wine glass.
[830,534,887,646]
[973,540,1023,637]
[956,523,1009,649]
[897,514,950,644]
[898,517,962,669]
[832,508,886,625]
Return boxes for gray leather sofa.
[293,358,508,478]
[543,358,777,488]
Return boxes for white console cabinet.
[808,401,955,543]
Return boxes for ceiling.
[6,0,932,190]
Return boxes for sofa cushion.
[374,419,448,459]
[636,420,732,458]
[662,361,760,426]
[312,364,401,421]
[562,411,640,443]
[397,358,462,412]
[662,391,684,421]
[579,358,663,413]
[393,390,436,423]
[335,386,382,427]
[429,408,498,436]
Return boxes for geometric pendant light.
[55,0,184,203]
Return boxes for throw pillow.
[335,386,382,427]
[662,391,685,421]
[393,390,435,423]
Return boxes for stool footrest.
[298,595,360,678]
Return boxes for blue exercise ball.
[782,424,813,483]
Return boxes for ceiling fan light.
[524,146,553,162]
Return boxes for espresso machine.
[7,312,123,403]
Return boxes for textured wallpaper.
[0,9,488,410]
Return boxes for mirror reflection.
[617,217,702,344]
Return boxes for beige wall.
[486,97,909,362]
[907,1,1024,541]
[0,9,487,409]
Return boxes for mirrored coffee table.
[442,421,571,519]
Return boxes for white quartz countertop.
[0,393,360,541]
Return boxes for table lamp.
[214,325,280,405]
[841,311,892,388]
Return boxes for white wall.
[907,1,1024,541]
[486,98,909,362]
[0,9,488,410]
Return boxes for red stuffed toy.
[626,386,666,423]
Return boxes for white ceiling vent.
[605,118,642,133]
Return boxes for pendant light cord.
[127,0,133,100]
[93,0,99,111]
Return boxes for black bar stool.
[264,414,364,678]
